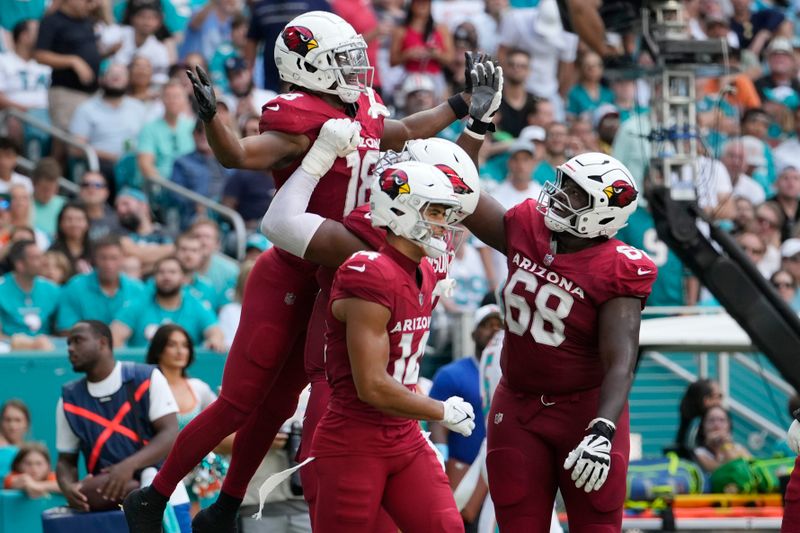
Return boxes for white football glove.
[788,419,800,454]
[301,118,361,177]
[563,418,615,492]
[441,396,476,437]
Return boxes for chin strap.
[366,87,390,119]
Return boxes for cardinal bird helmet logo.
[282,26,318,57]
[603,179,637,208]
[380,168,411,200]
[435,164,474,196]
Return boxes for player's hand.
[301,118,361,177]
[564,418,615,492]
[463,51,485,94]
[788,419,800,454]
[440,396,476,437]
[186,65,217,123]
[469,59,503,124]
[64,478,90,511]
[100,461,135,501]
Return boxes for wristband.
[447,94,469,119]
[467,118,490,135]
[587,417,616,440]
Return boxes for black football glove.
[186,65,217,123]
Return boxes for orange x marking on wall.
[63,379,151,472]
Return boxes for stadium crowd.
[1,0,800,530]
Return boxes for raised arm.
[260,119,369,269]
[187,66,308,169]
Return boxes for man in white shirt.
[55,320,184,517]
[720,138,766,205]
[0,20,51,116]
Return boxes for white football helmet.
[274,11,373,104]
[374,138,480,223]
[370,161,461,258]
[537,152,638,238]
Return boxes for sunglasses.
[773,281,795,288]
[80,182,106,189]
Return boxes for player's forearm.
[382,99,464,151]
[463,193,507,254]
[595,364,634,425]
[456,131,483,170]
[206,117,248,168]
[358,376,444,421]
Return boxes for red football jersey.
[324,244,437,428]
[500,200,657,394]
[259,91,385,222]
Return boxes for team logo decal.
[282,26,318,57]
[435,164,473,195]
[380,168,410,199]
[603,180,638,208]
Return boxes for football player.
[783,410,800,532]
[124,10,500,533]
[464,153,657,531]
[311,160,472,532]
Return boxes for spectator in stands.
[49,201,92,275]
[774,108,800,172]
[78,171,120,241]
[111,1,170,85]
[0,399,31,447]
[770,268,799,309]
[567,117,598,153]
[208,13,247,92]
[736,230,774,278]
[170,120,231,229]
[694,406,752,473]
[190,218,238,299]
[728,0,791,56]
[222,57,275,120]
[429,305,501,529]
[721,139,767,205]
[34,0,100,148]
[527,98,555,130]
[136,80,195,184]
[0,20,51,144]
[41,249,73,285]
[173,232,218,310]
[673,378,723,459]
[779,239,800,304]
[740,109,777,192]
[243,234,269,262]
[532,122,568,186]
[4,443,59,498]
[566,51,614,121]
[754,202,785,274]
[31,158,66,239]
[498,49,537,138]
[69,63,147,184]
[121,254,143,280]
[755,38,800,112]
[111,256,225,351]
[180,0,238,61]
[218,259,253,350]
[390,0,454,95]
[128,56,161,122]
[733,196,757,234]
[221,118,274,231]
[55,321,186,518]
[115,188,174,273]
[145,325,224,445]
[497,2,578,120]
[0,240,59,349]
[56,236,145,333]
[0,137,32,195]
[767,166,800,241]
[593,104,620,155]
[394,73,438,118]
[8,184,49,250]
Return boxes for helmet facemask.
[537,170,595,237]
[408,201,463,258]
[327,38,373,103]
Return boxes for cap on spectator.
[395,74,436,108]
[519,125,546,144]
[225,56,248,74]
[740,136,767,167]
[767,37,793,56]
[781,238,800,258]
[117,187,147,203]
[246,233,270,252]
[508,138,536,157]
[472,304,501,330]
[592,104,620,129]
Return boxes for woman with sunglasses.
[770,269,800,310]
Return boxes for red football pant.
[782,456,800,533]
[311,445,463,532]
[487,382,630,533]
[152,248,316,499]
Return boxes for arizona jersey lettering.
[500,200,657,394]
[260,91,385,222]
